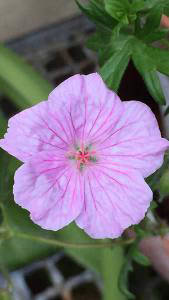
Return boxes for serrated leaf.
[100,38,131,91]
[132,40,166,104]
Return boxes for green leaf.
[100,38,132,91]
[131,0,145,12]
[142,0,169,15]
[141,0,162,11]
[159,170,169,196]
[163,0,169,16]
[0,44,52,110]
[104,0,131,23]
[149,200,158,211]
[86,27,112,52]
[146,154,169,191]
[0,110,7,137]
[136,3,166,43]
[102,247,126,300]
[145,46,169,77]
[132,40,166,104]
[76,0,116,30]
[97,27,130,65]
[143,29,169,43]
[0,200,58,270]
[144,4,163,32]
[132,249,150,266]
[119,259,135,299]
[143,70,166,104]
[86,33,103,52]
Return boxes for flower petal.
[48,73,123,143]
[13,151,84,230]
[0,73,123,162]
[97,101,169,177]
[76,165,152,239]
[0,101,71,162]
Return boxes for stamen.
[67,144,97,170]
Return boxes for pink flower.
[0,73,169,239]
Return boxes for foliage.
[77,0,169,104]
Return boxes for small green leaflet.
[76,0,116,30]
[132,39,166,105]
[104,0,131,24]
[100,38,132,91]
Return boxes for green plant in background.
[77,0,169,105]
[0,1,169,300]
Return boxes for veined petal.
[48,73,123,143]
[0,73,123,162]
[13,151,84,230]
[97,101,169,177]
[76,166,152,239]
[0,101,70,162]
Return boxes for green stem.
[102,246,126,300]
[15,232,134,249]
[15,232,113,249]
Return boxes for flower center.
[68,144,97,170]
